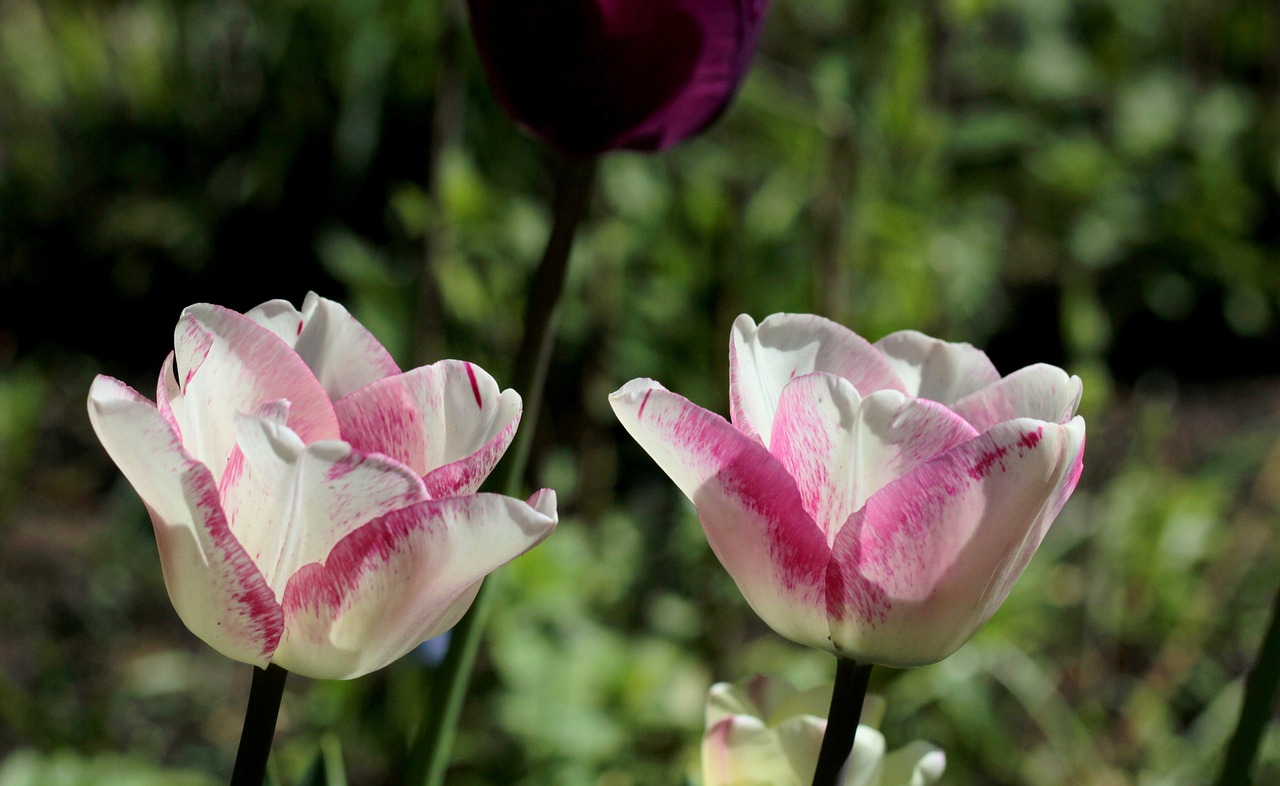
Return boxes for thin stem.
[229,664,289,786]
[1215,579,1280,786]
[404,154,598,786]
[498,154,599,490]
[812,659,873,786]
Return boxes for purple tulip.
[466,0,770,156]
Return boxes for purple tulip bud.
[466,0,770,156]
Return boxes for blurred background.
[1,0,1279,783]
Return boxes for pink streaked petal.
[335,360,521,488]
[951,363,1083,432]
[730,314,906,447]
[422,411,519,498]
[218,413,429,596]
[873,330,1001,404]
[610,378,832,651]
[247,293,401,401]
[155,351,183,436]
[770,375,979,543]
[86,375,282,665]
[274,490,557,680]
[825,417,1085,666]
[176,304,340,482]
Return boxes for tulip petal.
[87,376,282,665]
[703,715,802,786]
[731,314,906,447]
[218,412,429,596]
[334,360,521,495]
[246,292,401,400]
[706,681,762,728]
[274,490,557,680]
[826,417,1086,666]
[839,725,888,786]
[608,0,771,152]
[467,0,768,155]
[950,363,1082,432]
[610,379,832,651]
[879,741,946,786]
[773,715,831,784]
[155,351,182,435]
[872,331,1001,404]
[174,304,340,482]
[770,376,978,542]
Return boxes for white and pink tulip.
[611,313,1085,667]
[701,676,945,786]
[88,293,557,680]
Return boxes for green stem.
[403,154,598,786]
[229,664,289,786]
[812,659,873,786]
[1215,579,1280,786]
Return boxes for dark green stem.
[1215,579,1280,786]
[229,664,289,786]
[403,154,598,786]
[812,659,873,786]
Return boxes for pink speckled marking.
[637,388,653,420]
[325,454,360,482]
[465,362,483,408]
[1017,427,1043,451]
[334,374,426,474]
[968,443,1009,480]
[969,424,1045,480]
[220,446,246,495]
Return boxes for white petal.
[273,490,557,679]
[730,314,906,447]
[87,376,282,665]
[951,363,1082,432]
[774,715,830,784]
[218,412,429,596]
[610,379,833,652]
[770,376,977,542]
[873,331,1000,404]
[247,292,401,400]
[841,725,888,786]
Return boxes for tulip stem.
[404,154,598,786]
[812,658,873,786]
[229,663,288,786]
[1214,578,1280,786]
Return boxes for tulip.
[465,0,770,156]
[611,313,1085,667]
[702,676,945,786]
[87,293,557,680]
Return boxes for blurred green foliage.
[1,0,1279,784]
